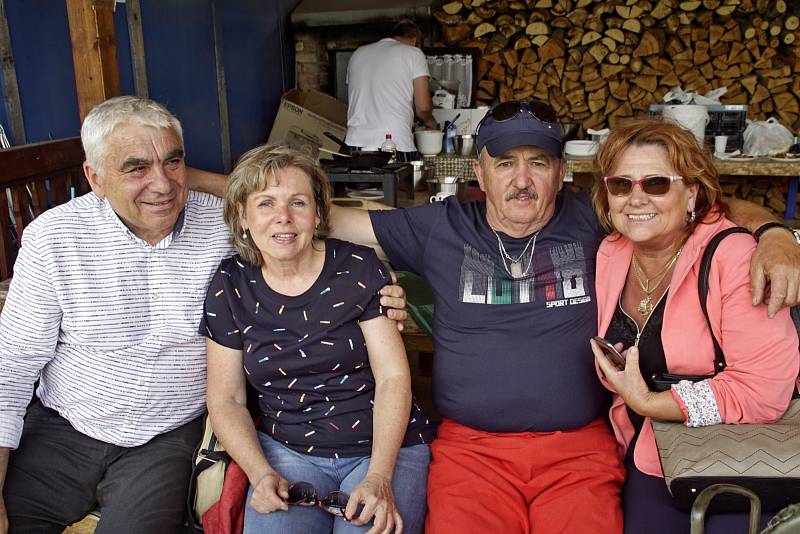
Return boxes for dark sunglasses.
[603,175,684,196]
[476,99,558,135]
[287,481,364,521]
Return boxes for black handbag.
[651,227,800,512]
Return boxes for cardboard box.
[267,89,348,156]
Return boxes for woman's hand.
[591,341,654,416]
[345,472,403,534]
[249,471,290,515]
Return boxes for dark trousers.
[623,437,771,534]
[4,402,202,534]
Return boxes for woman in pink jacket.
[589,119,799,533]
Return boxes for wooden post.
[65,0,120,121]
[126,0,148,98]
[0,0,25,144]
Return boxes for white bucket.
[663,105,709,146]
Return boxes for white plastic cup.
[714,135,728,155]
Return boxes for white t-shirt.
[345,38,430,152]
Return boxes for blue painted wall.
[219,0,290,166]
[114,4,135,96]
[1,0,298,171]
[140,0,222,171]
[4,0,79,144]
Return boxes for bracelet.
[753,221,791,240]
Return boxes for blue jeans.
[244,432,431,534]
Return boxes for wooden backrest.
[0,137,88,279]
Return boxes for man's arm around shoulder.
[329,205,387,260]
[186,167,227,197]
[727,198,800,315]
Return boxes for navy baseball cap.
[476,102,563,158]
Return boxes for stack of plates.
[564,140,598,157]
[346,188,384,201]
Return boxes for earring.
[686,210,696,223]
[242,229,248,239]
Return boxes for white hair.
[80,96,184,171]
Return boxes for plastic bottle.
[381,133,397,163]
[445,123,457,154]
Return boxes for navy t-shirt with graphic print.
[370,189,609,433]
[200,238,434,458]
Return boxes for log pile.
[719,175,797,220]
[433,0,800,132]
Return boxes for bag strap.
[697,226,751,376]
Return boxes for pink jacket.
[596,212,800,477]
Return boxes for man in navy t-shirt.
[329,100,626,533]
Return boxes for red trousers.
[426,418,625,534]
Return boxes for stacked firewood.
[433,0,800,132]
[719,175,796,217]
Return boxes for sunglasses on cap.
[476,99,558,134]
[604,175,684,196]
[287,481,364,521]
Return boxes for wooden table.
[401,315,433,353]
[567,156,800,220]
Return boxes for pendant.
[637,295,653,316]
[510,261,524,278]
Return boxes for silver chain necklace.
[492,228,538,278]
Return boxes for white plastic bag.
[742,118,793,156]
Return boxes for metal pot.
[453,134,475,157]
[427,178,467,200]
[410,161,435,191]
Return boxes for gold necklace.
[631,247,682,316]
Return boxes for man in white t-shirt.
[345,20,438,160]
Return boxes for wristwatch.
[754,222,800,245]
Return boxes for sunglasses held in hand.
[287,481,365,521]
[604,175,684,196]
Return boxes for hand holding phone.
[591,336,626,371]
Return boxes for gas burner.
[321,164,350,173]
[322,164,414,207]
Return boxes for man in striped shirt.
[0,96,234,533]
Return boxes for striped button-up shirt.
[0,191,234,448]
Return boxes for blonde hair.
[591,118,722,234]
[224,144,331,266]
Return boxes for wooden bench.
[0,137,88,279]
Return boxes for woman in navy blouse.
[201,145,434,534]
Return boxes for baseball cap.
[476,101,563,158]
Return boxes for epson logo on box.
[285,102,303,116]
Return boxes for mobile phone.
[591,336,626,370]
